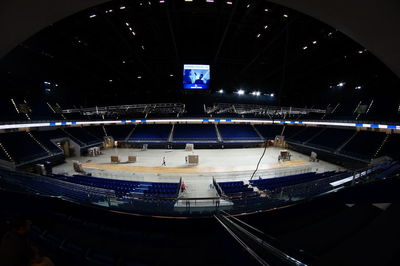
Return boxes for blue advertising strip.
[280,121,286,124]
[214,119,220,122]
[49,122,56,126]
[298,121,303,124]
[61,122,67,125]
[121,120,126,123]
[141,120,147,123]
[203,119,209,122]
[226,119,232,122]
[71,122,77,125]
[130,120,136,123]
[355,123,363,127]
[370,124,379,128]
[290,121,295,124]
[387,125,396,129]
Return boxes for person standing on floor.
[162,156,166,166]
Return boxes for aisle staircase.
[336,131,358,153]
[28,132,50,153]
[168,124,175,142]
[125,125,137,141]
[374,134,390,158]
[215,124,222,142]
[252,125,265,140]
[0,141,14,162]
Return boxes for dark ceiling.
[0,0,399,114]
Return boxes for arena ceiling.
[0,0,399,112]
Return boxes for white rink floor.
[53,147,344,199]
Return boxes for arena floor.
[53,147,343,200]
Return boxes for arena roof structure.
[0,0,399,114]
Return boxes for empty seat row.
[218,181,255,196]
[250,171,341,191]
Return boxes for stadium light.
[237,89,245,95]
[251,91,261,96]
[125,22,130,26]
[355,86,362,90]
[337,82,345,87]
[283,14,288,18]
[264,25,269,29]
[89,14,96,18]
[120,6,126,10]
[137,76,142,79]
[206,0,214,2]
[312,40,317,44]
[257,33,261,38]
[227,1,233,5]
[170,74,174,77]
[302,46,308,50]
[270,93,275,97]
[218,89,224,94]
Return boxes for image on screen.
[183,64,210,89]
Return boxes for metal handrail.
[216,213,307,266]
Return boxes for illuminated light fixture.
[227,1,233,5]
[129,27,133,31]
[44,81,51,85]
[169,74,174,77]
[355,86,362,90]
[148,1,151,5]
[105,9,113,13]
[264,8,269,12]
[302,46,308,50]
[218,89,224,94]
[283,14,288,18]
[125,22,130,26]
[120,6,126,9]
[236,89,245,95]
[358,50,364,54]
[55,84,59,87]
[246,4,250,8]
[257,33,261,38]
[122,60,126,64]
[312,40,317,44]
[251,91,261,96]
[206,0,214,2]
[270,93,275,97]
[137,76,142,79]
[328,32,333,36]
[132,31,136,36]
[264,25,268,29]
[89,14,96,18]
[109,79,113,82]
[159,0,165,3]
[184,0,193,2]
[337,82,345,87]
[141,45,145,50]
